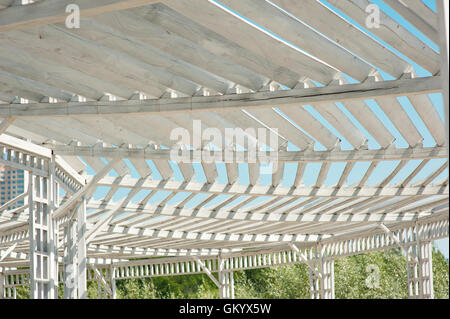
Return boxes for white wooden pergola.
[0,0,448,299]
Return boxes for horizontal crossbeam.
[95,176,449,198]
[52,145,448,162]
[0,76,441,118]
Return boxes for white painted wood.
[328,0,440,74]
[93,8,269,91]
[164,0,339,84]
[0,0,161,32]
[0,76,441,118]
[436,0,449,150]
[53,159,117,219]
[272,0,410,77]
[383,0,438,44]
[375,96,423,147]
[219,0,373,82]
[248,108,314,149]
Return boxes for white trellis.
[0,0,448,300]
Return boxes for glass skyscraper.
[0,165,25,208]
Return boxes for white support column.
[309,245,335,299]
[110,266,117,299]
[309,247,321,299]
[63,197,87,299]
[48,156,59,298]
[0,271,4,299]
[229,270,235,299]
[407,224,434,299]
[63,213,77,299]
[77,198,87,299]
[218,257,226,299]
[321,259,335,299]
[218,257,234,299]
[218,258,234,299]
[28,157,58,299]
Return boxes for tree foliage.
[8,248,449,299]
[114,248,448,299]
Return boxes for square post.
[28,157,58,299]
[77,197,87,299]
[218,257,234,299]
[309,245,335,299]
[63,214,78,299]
[0,271,4,299]
[408,224,434,299]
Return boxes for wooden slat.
[248,108,314,149]
[153,159,173,180]
[383,0,438,43]
[343,99,395,148]
[164,0,339,84]
[328,0,440,74]
[375,96,423,147]
[272,0,410,77]
[0,0,161,32]
[279,106,339,150]
[219,0,374,82]
[93,8,269,91]
[408,94,446,146]
[312,102,366,149]
[0,70,73,102]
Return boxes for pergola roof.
[0,0,448,268]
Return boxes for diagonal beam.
[379,223,418,263]
[93,267,113,296]
[51,145,448,162]
[0,76,441,118]
[85,177,149,244]
[0,117,14,135]
[288,243,322,278]
[193,256,221,288]
[53,159,119,219]
[0,192,27,213]
[95,176,449,198]
[0,0,162,32]
[0,242,18,262]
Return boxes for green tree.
[8,249,449,299]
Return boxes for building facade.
[0,165,25,208]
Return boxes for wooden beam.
[51,144,448,163]
[87,199,446,223]
[0,243,18,262]
[0,76,441,118]
[193,256,220,288]
[437,0,449,150]
[53,159,119,219]
[0,0,161,32]
[94,224,330,243]
[94,175,448,199]
[0,117,14,135]
[379,223,418,263]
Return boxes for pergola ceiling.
[0,0,448,264]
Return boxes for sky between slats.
[78,0,448,257]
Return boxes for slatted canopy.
[0,0,448,299]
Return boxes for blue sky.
[82,0,448,258]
